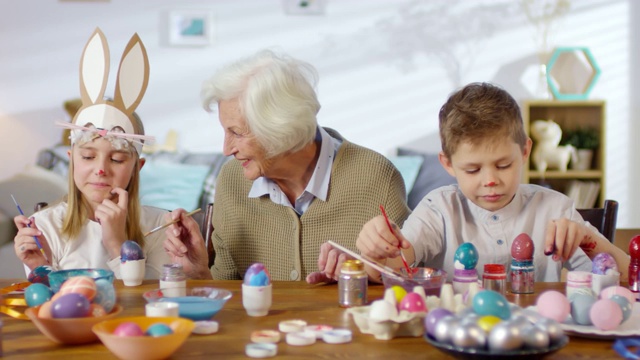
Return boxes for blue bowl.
[143,287,232,321]
[48,268,115,293]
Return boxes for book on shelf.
[564,180,600,208]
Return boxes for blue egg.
[120,240,144,261]
[248,270,269,286]
[94,278,117,313]
[146,323,174,337]
[610,295,633,323]
[454,243,479,270]
[24,283,53,307]
[472,290,511,320]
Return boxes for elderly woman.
[163,49,410,282]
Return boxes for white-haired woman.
[163,49,411,282]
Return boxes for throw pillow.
[387,155,424,196]
[139,161,211,211]
[396,148,457,209]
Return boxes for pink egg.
[113,322,144,337]
[600,286,636,305]
[511,233,534,260]
[536,290,570,322]
[399,292,427,312]
[590,299,623,331]
[58,276,97,301]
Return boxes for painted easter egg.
[24,283,53,307]
[592,252,619,275]
[93,278,116,313]
[244,263,271,286]
[89,303,107,317]
[472,290,511,320]
[609,295,632,323]
[511,233,534,260]
[146,323,174,337]
[120,240,144,261]
[454,243,478,270]
[58,276,97,301]
[113,322,144,337]
[369,299,398,322]
[399,292,427,313]
[51,293,91,318]
[570,293,596,325]
[38,300,54,318]
[477,315,502,332]
[28,265,53,286]
[488,321,523,351]
[590,299,623,331]
[600,286,636,305]
[425,308,453,338]
[536,290,570,323]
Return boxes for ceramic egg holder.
[348,283,480,340]
[590,253,621,295]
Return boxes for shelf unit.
[522,100,606,208]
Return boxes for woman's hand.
[13,215,51,270]
[306,242,352,284]
[163,208,212,279]
[96,187,128,259]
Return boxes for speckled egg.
[58,276,97,301]
[28,265,52,286]
[51,293,91,318]
[600,286,636,305]
[120,240,144,261]
[244,262,271,286]
[399,292,427,313]
[24,283,53,307]
[472,290,511,320]
[113,322,144,337]
[146,323,174,337]
[536,290,570,323]
[454,243,478,270]
[93,278,116,313]
[592,253,619,275]
[590,299,623,331]
[609,295,632,323]
[425,308,454,338]
[511,233,534,260]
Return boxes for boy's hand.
[544,218,594,261]
[96,187,128,259]
[306,242,352,284]
[356,215,410,260]
[13,215,51,270]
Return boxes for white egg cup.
[145,301,179,317]
[120,259,145,286]
[591,272,620,295]
[242,283,272,317]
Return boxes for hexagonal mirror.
[546,47,601,100]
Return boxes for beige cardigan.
[211,130,411,281]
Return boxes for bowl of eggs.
[48,268,115,293]
[143,286,232,321]
[24,274,121,344]
[381,267,447,296]
[92,316,195,360]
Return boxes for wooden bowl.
[25,304,123,345]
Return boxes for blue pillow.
[396,148,457,209]
[387,155,424,195]
[139,161,211,211]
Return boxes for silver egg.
[488,321,523,351]
[536,317,565,344]
[519,308,542,324]
[451,322,486,349]
[457,306,475,318]
[522,324,550,349]
[434,316,460,344]
[509,314,531,330]
[460,312,481,325]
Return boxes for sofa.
[0,141,455,278]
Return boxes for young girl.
[13,28,169,279]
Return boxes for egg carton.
[347,306,425,340]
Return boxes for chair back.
[577,199,618,243]
[201,203,215,268]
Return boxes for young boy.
[356,82,629,282]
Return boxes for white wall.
[1,0,637,227]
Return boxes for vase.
[571,149,594,171]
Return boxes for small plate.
[424,335,568,360]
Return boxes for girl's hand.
[96,187,128,259]
[544,218,594,261]
[163,208,211,279]
[13,215,51,270]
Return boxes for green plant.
[561,127,599,149]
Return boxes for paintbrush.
[143,208,201,237]
[379,204,413,277]
[11,195,49,263]
[327,240,405,281]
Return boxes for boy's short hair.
[438,82,527,158]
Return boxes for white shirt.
[249,127,342,215]
[402,184,593,282]
[27,202,170,279]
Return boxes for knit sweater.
[210,130,411,281]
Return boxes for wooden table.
[0,279,625,359]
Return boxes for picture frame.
[167,10,213,47]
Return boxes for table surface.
[0,279,627,359]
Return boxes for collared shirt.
[248,127,342,215]
[402,184,593,282]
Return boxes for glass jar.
[482,264,506,295]
[510,259,534,294]
[566,270,592,298]
[338,260,367,308]
[452,268,478,295]
[160,263,186,297]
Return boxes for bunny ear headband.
[57,28,155,155]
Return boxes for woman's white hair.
[201,49,320,158]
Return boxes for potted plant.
[562,127,599,170]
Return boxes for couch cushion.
[139,161,211,211]
[396,148,456,209]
